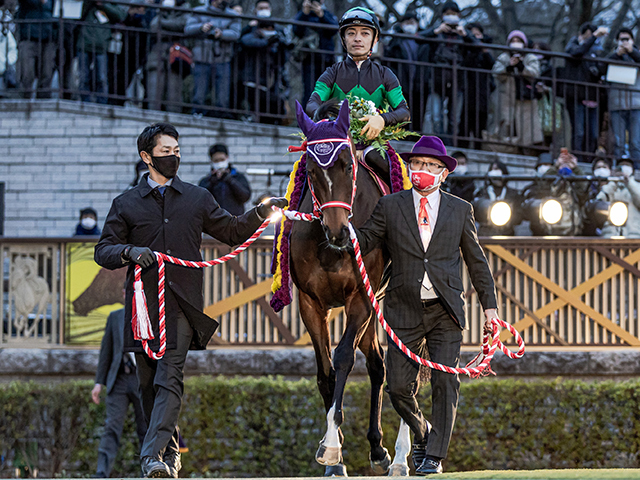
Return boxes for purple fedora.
[398,136,458,172]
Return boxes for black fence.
[2,3,640,163]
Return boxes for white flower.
[366,100,377,114]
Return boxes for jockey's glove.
[257,197,289,219]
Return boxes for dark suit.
[356,188,497,459]
[95,308,147,477]
[94,174,263,461]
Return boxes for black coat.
[356,189,497,329]
[198,168,252,216]
[95,308,125,394]
[94,174,263,352]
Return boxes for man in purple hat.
[354,135,498,475]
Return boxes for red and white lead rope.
[347,223,524,376]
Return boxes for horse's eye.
[346,164,353,173]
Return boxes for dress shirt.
[412,187,441,300]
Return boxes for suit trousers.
[136,310,193,459]
[385,299,462,459]
[96,372,147,477]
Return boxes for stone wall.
[0,99,538,237]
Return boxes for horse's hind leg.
[358,317,391,475]
[388,419,411,476]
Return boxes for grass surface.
[438,469,640,479]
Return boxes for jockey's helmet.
[339,7,381,46]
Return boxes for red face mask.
[409,168,443,191]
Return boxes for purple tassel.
[387,145,405,194]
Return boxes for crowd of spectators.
[2,0,640,163]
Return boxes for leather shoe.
[411,443,428,469]
[416,458,443,475]
[163,450,181,478]
[141,456,171,478]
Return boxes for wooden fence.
[2,237,640,348]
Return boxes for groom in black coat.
[95,123,287,478]
[355,136,498,475]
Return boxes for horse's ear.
[295,100,315,137]
[336,100,350,136]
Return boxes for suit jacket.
[356,189,497,329]
[95,308,125,395]
[94,174,263,352]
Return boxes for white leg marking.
[324,402,341,448]
[391,419,411,466]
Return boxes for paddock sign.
[65,243,125,345]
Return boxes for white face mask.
[212,159,229,170]
[442,14,459,25]
[402,24,418,35]
[162,0,175,7]
[594,167,611,178]
[510,41,524,49]
[261,29,277,37]
[81,217,97,230]
[256,8,271,17]
[488,169,503,177]
[455,164,468,175]
[537,165,551,176]
[621,165,634,177]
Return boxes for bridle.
[291,137,358,221]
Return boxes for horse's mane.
[313,98,341,122]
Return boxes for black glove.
[126,246,155,268]
[258,197,289,218]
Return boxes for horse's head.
[296,100,356,249]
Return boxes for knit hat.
[507,30,527,45]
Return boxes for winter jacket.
[606,47,640,111]
[184,5,240,64]
[0,27,17,75]
[198,167,251,216]
[76,1,126,55]
[292,8,337,53]
[146,9,190,71]
[597,178,640,237]
[561,35,603,103]
[16,0,54,41]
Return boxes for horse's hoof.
[316,441,342,466]
[388,464,410,476]
[324,463,348,477]
[369,448,391,475]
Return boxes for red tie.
[419,197,430,229]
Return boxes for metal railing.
[2,7,640,160]
[3,236,640,349]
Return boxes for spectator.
[386,13,423,131]
[583,154,613,235]
[292,0,338,105]
[489,30,543,153]
[421,1,478,142]
[446,151,474,201]
[240,0,272,36]
[15,0,56,98]
[230,3,241,15]
[597,158,640,237]
[76,0,126,104]
[145,0,190,113]
[129,160,148,189]
[0,16,17,94]
[74,207,101,236]
[606,28,640,167]
[563,22,608,158]
[198,144,251,215]
[532,41,566,147]
[461,22,494,147]
[239,19,291,124]
[184,0,240,117]
[91,305,147,478]
[473,160,522,236]
[522,152,554,235]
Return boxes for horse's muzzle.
[323,224,350,249]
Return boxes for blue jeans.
[423,91,463,142]
[611,109,640,165]
[191,61,231,116]
[570,103,598,156]
[78,52,108,104]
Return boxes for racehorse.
[288,100,392,476]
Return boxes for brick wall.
[0,100,537,237]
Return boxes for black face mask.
[150,155,180,179]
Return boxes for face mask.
[594,167,611,178]
[537,165,551,176]
[151,154,180,178]
[162,0,175,7]
[621,165,634,177]
[81,217,97,230]
[455,164,468,175]
[488,169,503,177]
[212,159,229,171]
[402,24,418,34]
[261,29,277,37]
[256,8,271,17]
[409,167,443,191]
[510,41,524,49]
[442,14,459,25]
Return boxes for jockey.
[305,7,411,141]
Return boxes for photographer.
[597,158,640,237]
[421,1,478,141]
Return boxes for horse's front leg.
[316,293,371,469]
[388,419,411,476]
[358,317,391,475]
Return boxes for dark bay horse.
[289,100,391,476]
